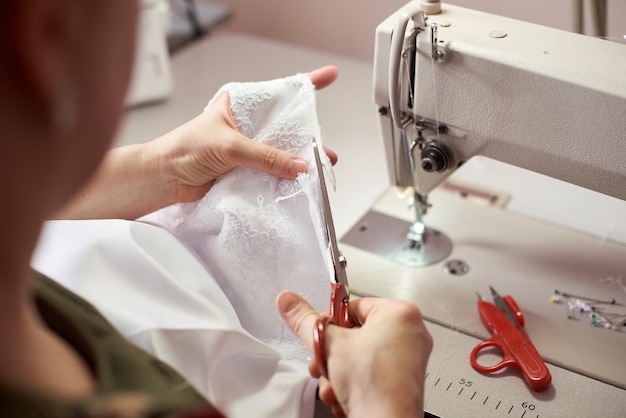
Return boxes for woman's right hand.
[275,291,433,417]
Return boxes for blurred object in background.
[126,0,173,107]
[126,1,231,108]
[167,0,232,52]
[573,0,607,37]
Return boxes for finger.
[331,402,347,418]
[308,357,322,379]
[231,139,338,180]
[309,66,339,90]
[230,140,308,180]
[349,297,425,327]
[344,297,381,326]
[323,146,338,166]
[275,290,320,352]
[318,378,337,405]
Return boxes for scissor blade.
[489,286,519,328]
[312,139,348,287]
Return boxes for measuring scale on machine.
[340,2,626,417]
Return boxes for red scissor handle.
[313,316,331,379]
[470,335,518,372]
[313,283,353,379]
[470,300,551,392]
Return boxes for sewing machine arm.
[374,2,626,201]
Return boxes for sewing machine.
[340,1,626,416]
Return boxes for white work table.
[116,33,626,417]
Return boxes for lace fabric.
[141,74,332,361]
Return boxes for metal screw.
[420,143,450,172]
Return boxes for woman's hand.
[276,291,433,418]
[155,65,339,204]
[55,66,338,220]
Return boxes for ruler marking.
[458,387,464,395]
[521,411,526,417]
[496,400,501,410]
[483,396,489,405]
[508,405,514,414]
[471,391,476,400]
[434,378,440,387]
[446,382,452,391]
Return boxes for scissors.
[470,286,552,391]
[311,138,355,379]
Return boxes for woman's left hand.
[155,66,339,204]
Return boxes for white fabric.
[32,220,317,418]
[140,73,332,360]
[32,74,335,418]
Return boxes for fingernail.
[288,159,307,176]
[278,291,300,314]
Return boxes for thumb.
[275,290,319,351]
[233,140,308,180]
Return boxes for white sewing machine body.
[341,2,626,417]
[373,2,626,199]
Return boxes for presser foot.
[341,210,452,267]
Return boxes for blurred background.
[166,0,624,60]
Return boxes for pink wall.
[217,0,624,61]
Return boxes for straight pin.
[553,289,616,305]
